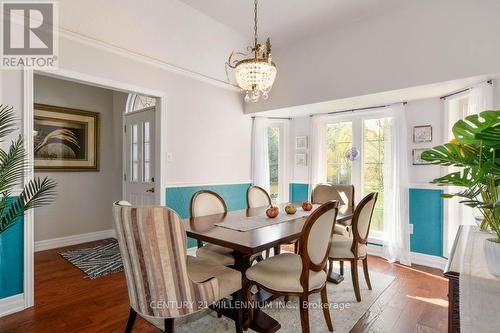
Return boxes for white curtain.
[382,103,411,265]
[251,117,270,193]
[443,81,494,256]
[308,115,328,196]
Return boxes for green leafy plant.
[0,105,57,234]
[421,110,500,242]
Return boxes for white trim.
[165,180,252,188]
[409,183,443,190]
[0,294,25,318]
[34,229,116,252]
[22,69,34,309]
[58,27,238,92]
[367,244,447,270]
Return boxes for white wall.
[246,0,500,114]
[33,75,123,241]
[289,116,310,183]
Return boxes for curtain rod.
[310,102,407,117]
[440,79,493,100]
[251,116,292,120]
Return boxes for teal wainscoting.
[289,183,309,202]
[409,188,444,257]
[165,183,251,248]
[0,218,24,299]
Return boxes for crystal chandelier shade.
[226,0,276,102]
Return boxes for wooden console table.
[444,225,468,333]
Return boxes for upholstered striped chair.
[246,201,339,333]
[311,183,355,237]
[328,192,378,302]
[113,201,244,333]
[192,190,261,266]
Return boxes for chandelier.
[226,0,276,102]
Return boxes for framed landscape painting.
[34,104,99,171]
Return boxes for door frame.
[22,67,167,308]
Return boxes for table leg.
[233,251,281,333]
[326,258,344,284]
[273,246,281,256]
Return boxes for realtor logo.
[1,1,58,68]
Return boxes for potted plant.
[421,110,500,276]
[0,104,57,235]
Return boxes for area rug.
[145,262,395,333]
[58,238,123,279]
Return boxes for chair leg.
[362,257,372,290]
[350,259,361,302]
[164,318,174,333]
[233,291,244,333]
[327,258,333,277]
[320,286,333,332]
[265,249,270,258]
[125,307,137,333]
[339,260,344,276]
[246,284,254,328]
[299,294,310,333]
[197,240,203,248]
[294,241,299,254]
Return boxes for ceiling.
[255,74,497,118]
[178,0,404,47]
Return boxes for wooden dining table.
[183,202,354,333]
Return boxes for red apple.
[302,201,313,211]
[266,206,279,218]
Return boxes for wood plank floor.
[0,241,448,332]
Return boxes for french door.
[124,107,155,205]
[325,113,392,239]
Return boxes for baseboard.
[34,229,116,252]
[0,293,24,318]
[368,244,447,270]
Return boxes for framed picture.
[413,125,432,143]
[412,148,432,165]
[295,153,307,166]
[34,104,99,171]
[295,136,308,150]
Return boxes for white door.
[124,107,155,205]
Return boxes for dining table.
[183,201,354,333]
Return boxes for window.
[324,113,393,238]
[143,122,151,182]
[362,118,391,231]
[326,122,352,184]
[268,126,281,202]
[131,124,138,182]
[126,94,156,113]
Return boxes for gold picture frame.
[34,104,99,171]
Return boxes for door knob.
[146,187,155,193]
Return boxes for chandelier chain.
[254,0,258,49]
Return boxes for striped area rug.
[59,239,123,279]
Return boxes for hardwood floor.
[0,241,448,332]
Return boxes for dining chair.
[327,192,378,302]
[246,185,296,257]
[311,183,355,237]
[113,201,244,333]
[245,200,339,333]
[191,190,262,266]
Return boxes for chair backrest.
[113,202,219,319]
[311,183,355,207]
[190,190,228,217]
[351,192,378,246]
[247,185,271,208]
[299,200,339,290]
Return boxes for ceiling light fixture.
[226,0,276,102]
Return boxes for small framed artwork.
[295,153,307,166]
[413,125,432,143]
[295,136,308,150]
[412,148,432,165]
[34,104,99,171]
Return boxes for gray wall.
[33,74,126,242]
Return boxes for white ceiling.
[178,0,404,47]
[255,74,497,118]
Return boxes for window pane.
[326,122,352,184]
[143,122,151,182]
[267,126,280,202]
[131,124,138,182]
[363,118,391,231]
